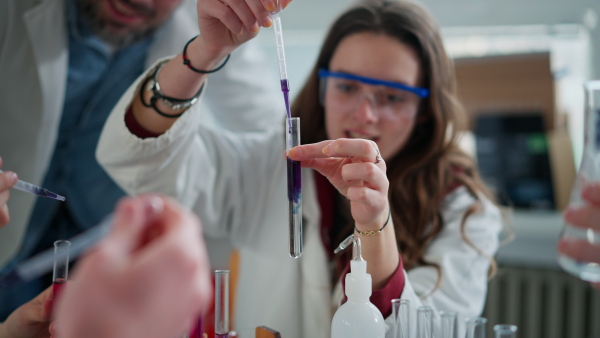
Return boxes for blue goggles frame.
[318,68,429,98]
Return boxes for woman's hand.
[196,0,293,56]
[0,286,53,338]
[288,139,389,231]
[559,182,600,290]
[0,157,18,227]
[53,195,212,338]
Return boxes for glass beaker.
[557,80,600,282]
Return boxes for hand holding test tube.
[52,195,212,338]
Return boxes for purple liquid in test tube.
[281,79,291,118]
[286,117,302,258]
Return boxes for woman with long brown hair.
[97,0,502,336]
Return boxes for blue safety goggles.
[318,69,429,98]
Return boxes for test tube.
[52,240,70,301]
[465,317,488,338]
[391,299,410,338]
[215,270,230,338]
[286,117,302,258]
[440,311,457,338]
[493,324,517,338]
[416,306,433,338]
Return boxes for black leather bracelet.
[354,209,392,236]
[182,36,231,74]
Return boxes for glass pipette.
[269,1,291,121]
[214,270,230,338]
[286,117,302,258]
[0,215,113,288]
[0,169,65,201]
[52,240,70,309]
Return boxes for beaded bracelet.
[354,209,392,236]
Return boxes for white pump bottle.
[331,235,386,338]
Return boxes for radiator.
[483,266,600,338]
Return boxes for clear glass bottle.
[493,324,517,338]
[557,80,600,282]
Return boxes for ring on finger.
[374,148,382,164]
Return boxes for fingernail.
[264,17,273,28]
[5,172,17,184]
[322,145,331,156]
[288,147,299,159]
[144,195,164,218]
[264,0,276,12]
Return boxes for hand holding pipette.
[52,195,212,338]
[0,164,17,227]
[0,169,65,202]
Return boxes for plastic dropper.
[269,0,291,121]
[0,169,65,201]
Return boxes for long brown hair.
[291,0,497,286]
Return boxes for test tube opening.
[391,298,410,338]
[416,306,433,338]
[493,324,517,338]
[214,270,230,337]
[465,317,488,338]
[440,311,457,338]
[286,117,302,258]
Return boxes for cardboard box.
[454,52,557,130]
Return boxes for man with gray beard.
[0,0,281,320]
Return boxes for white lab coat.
[97,61,503,338]
[0,0,281,267]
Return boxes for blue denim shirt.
[17,0,152,261]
